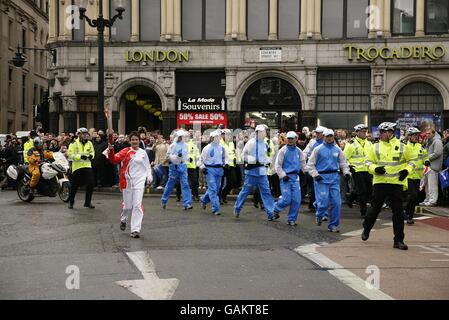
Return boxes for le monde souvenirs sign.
[344,44,446,62]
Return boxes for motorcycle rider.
[23,130,39,164]
[27,137,54,194]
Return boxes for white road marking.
[413,216,433,220]
[430,259,449,262]
[294,244,394,300]
[342,229,377,237]
[381,222,393,226]
[116,251,179,300]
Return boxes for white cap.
[210,130,222,138]
[221,129,231,134]
[315,126,326,133]
[255,124,267,132]
[286,131,298,139]
[323,128,335,136]
[175,129,188,137]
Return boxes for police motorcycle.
[6,152,70,202]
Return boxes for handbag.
[438,169,449,189]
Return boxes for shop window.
[322,0,368,39]
[278,0,300,40]
[110,0,131,41]
[247,0,269,40]
[140,0,160,41]
[182,0,225,40]
[426,0,449,34]
[317,70,370,112]
[317,112,368,130]
[392,0,415,35]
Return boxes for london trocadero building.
[47,0,449,135]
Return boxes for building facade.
[48,0,449,135]
[0,0,49,133]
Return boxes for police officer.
[67,127,95,209]
[186,132,200,201]
[234,125,276,221]
[161,129,193,210]
[343,124,373,217]
[273,131,307,226]
[362,122,415,250]
[27,137,54,194]
[404,127,430,225]
[306,129,351,232]
[220,129,239,204]
[200,130,229,215]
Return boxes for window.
[110,0,131,41]
[8,68,13,106]
[395,82,443,112]
[317,70,371,112]
[278,0,300,40]
[247,0,269,40]
[33,84,38,106]
[140,0,160,41]
[72,0,85,41]
[392,0,415,35]
[181,0,225,40]
[9,20,14,47]
[22,29,27,54]
[322,0,368,39]
[426,0,449,34]
[22,74,27,112]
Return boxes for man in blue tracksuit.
[306,129,351,232]
[161,129,193,210]
[234,124,276,221]
[273,131,307,226]
[200,130,229,215]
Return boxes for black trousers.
[268,174,281,198]
[363,184,405,242]
[69,167,94,205]
[405,179,420,219]
[221,166,240,199]
[176,168,199,199]
[351,171,373,215]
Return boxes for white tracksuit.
[108,147,152,233]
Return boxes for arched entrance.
[394,82,444,131]
[122,85,162,133]
[241,77,301,131]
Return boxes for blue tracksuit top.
[204,143,225,166]
[313,142,342,183]
[283,145,302,178]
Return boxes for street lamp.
[9,45,57,68]
[77,0,126,141]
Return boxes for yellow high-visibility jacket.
[68,138,95,173]
[186,140,200,169]
[406,141,430,180]
[343,137,372,172]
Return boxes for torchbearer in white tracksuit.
[107,131,153,238]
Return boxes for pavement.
[0,189,447,300]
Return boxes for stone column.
[58,0,72,41]
[368,0,378,37]
[103,0,110,40]
[299,0,307,39]
[130,0,139,41]
[166,0,174,40]
[161,0,167,40]
[313,0,321,39]
[85,0,99,41]
[268,0,277,40]
[48,0,57,42]
[383,0,391,37]
[231,0,239,38]
[415,0,425,36]
[173,0,181,41]
[225,0,232,40]
[238,0,246,40]
[306,0,314,38]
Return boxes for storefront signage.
[396,113,442,131]
[344,44,446,62]
[177,112,228,125]
[125,49,189,63]
[259,47,282,62]
[177,97,226,112]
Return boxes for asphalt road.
[0,190,397,300]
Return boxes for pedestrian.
[67,127,95,209]
[404,127,430,225]
[186,132,201,201]
[233,125,277,221]
[361,122,415,250]
[153,134,169,189]
[107,131,153,238]
[199,130,228,215]
[306,129,351,232]
[343,124,373,217]
[161,129,193,210]
[220,129,239,203]
[273,131,307,226]
[421,127,443,207]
